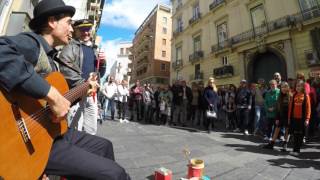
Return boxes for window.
[162,51,166,57]
[162,27,167,34]
[162,38,167,45]
[217,22,228,48]
[193,36,201,52]
[177,17,183,32]
[222,56,229,65]
[177,0,182,6]
[195,64,201,79]
[126,48,130,55]
[299,0,320,10]
[163,17,167,25]
[176,46,182,61]
[120,48,124,55]
[250,5,266,28]
[161,63,166,71]
[192,2,200,19]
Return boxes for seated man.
[0,0,130,179]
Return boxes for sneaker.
[233,128,241,133]
[119,119,124,123]
[281,142,288,152]
[263,136,270,141]
[244,130,249,135]
[263,143,274,149]
[124,119,130,123]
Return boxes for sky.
[97,0,170,60]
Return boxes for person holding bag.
[203,77,219,133]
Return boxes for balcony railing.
[211,40,230,53]
[190,72,204,81]
[211,6,320,52]
[213,65,234,78]
[172,59,183,70]
[173,26,184,37]
[189,51,204,64]
[209,0,225,11]
[189,13,202,25]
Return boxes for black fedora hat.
[29,0,75,30]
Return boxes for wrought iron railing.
[209,0,225,11]
[172,59,183,70]
[190,72,204,80]
[189,51,204,63]
[211,6,320,53]
[189,13,202,25]
[173,26,184,37]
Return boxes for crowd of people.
[100,72,320,156]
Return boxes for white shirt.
[102,82,117,99]
[117,85,129,102]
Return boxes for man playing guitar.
[0,0,130,179]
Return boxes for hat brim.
[76,23,93,28]
[29,6,75,30]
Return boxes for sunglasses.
[78,27,92,32]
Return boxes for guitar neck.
[64,82,90,103]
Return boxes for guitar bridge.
[17,118,31,143]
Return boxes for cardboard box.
[154,167,172,180]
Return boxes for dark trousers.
[237,108,250,131]
[134,99,143,121]
[118,102,128,120]
[45,129,130,180]
[291,119,305,153]
[266,117,276,138]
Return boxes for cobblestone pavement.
[97,120,320,180]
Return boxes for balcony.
[213,65,234,78]
[173,26,184,37]
[172,59,183,70]
[211,40,231,53]
[209,0,225,11]
[189,13,202,25]
[190,72,204,81]
[189,51,204,64]
[211,6,320,52]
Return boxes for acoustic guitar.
[0,72,90,180]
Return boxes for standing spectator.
[102,76,117,120]
[253,78,267,136]
[235,80,252,135]
[224,85,237,129]
[288,80,311,156]
[117,80,130,123]
[190,83,200,126]
[59,19,102,135]
[130,80,144,121]
[263,82,292,151]
[159,84,173,125]
[264,80,280,140]
[172,80,183,126]
[152,86,161,124]
[198,82,207,127]
[203,77,219,133]
[274,72,282,85]
[180,81,193,126]
[143,83,154,123]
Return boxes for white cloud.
[101,0,171,29]
[100,38,122,60]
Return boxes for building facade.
[131,4,172,86]
[171,0,320,86]
[108,42,133,84]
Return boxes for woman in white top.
[117,80,130,123]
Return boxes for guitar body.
[0,72,69,180]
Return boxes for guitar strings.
[26,84,89,136]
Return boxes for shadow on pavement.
[224,143,285,156]
[267,158,320,170]
[221,133,265,144]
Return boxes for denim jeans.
[104,98,115,119]
[254,105,265,132]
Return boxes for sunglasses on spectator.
[79,27,92,32]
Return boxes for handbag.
[206,106,217,118]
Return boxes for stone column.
[238,52,246,80]
[283,40,296,78]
